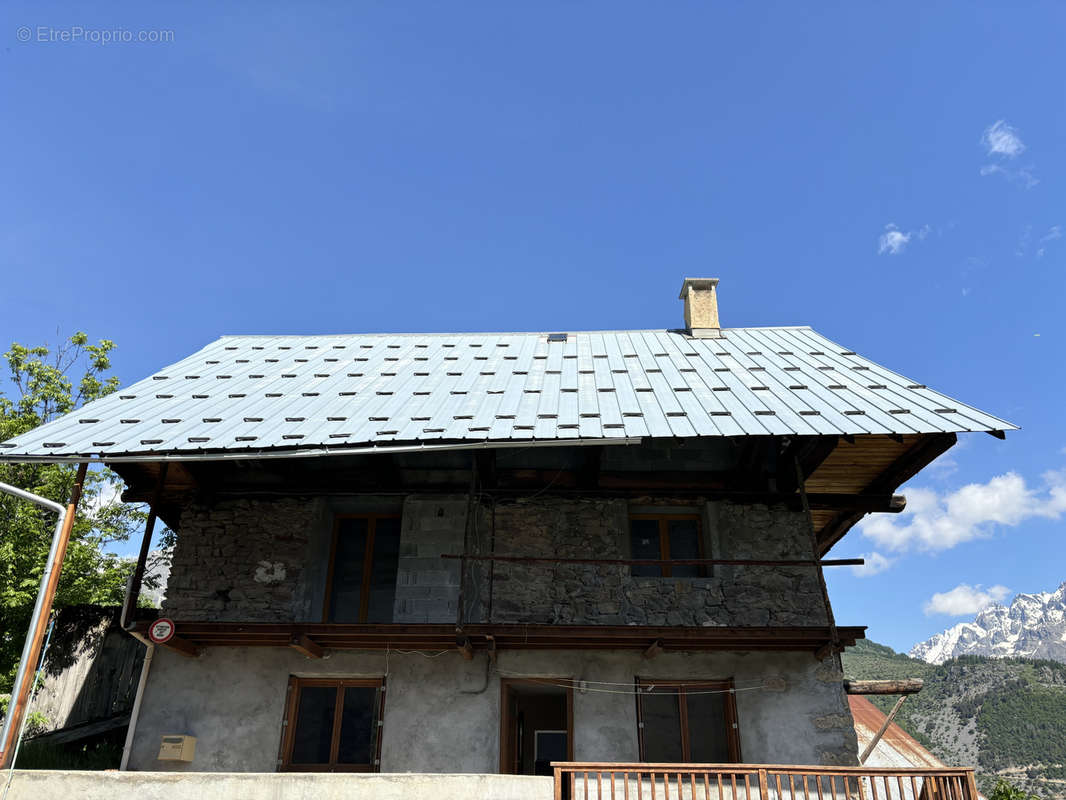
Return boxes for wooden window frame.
[628,513,705,577]
[277,677,386,772]
[635,679,741,763]
[323,513,402,623]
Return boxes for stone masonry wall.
[163,497,323,622]
[162,494,828,628]
[485,497,828,627]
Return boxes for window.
[629,514,704,577]
[636,680,740,763]
[279,678,384,772]
[325,514,402,623]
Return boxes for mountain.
[910,582,1066,665]
[843,640,1066,800]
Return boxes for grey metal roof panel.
[0,327,1018,461]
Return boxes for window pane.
[329,518,368,622]
[366,517,401,623]
[290,687,336,764]
[641,689,683,761]
[630,519,662,577]
[336,686,379,765]
[686,690,730,762]
[668,519,701,578]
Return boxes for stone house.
[0,279,1014,780]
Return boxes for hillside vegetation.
[842,640,1066,800]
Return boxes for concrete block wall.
[393,496,468,623]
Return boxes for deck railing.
[550,764,979,800]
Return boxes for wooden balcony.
[550,764,978,800]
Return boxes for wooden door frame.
[499,677,574,774]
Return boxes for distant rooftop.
[0,326,1015,463]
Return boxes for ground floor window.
[279,678,384,772]
[636,680,740,762]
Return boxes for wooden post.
[964,771,979,800]
[795,456,840,656]
[758,769,770,800]
[0,462,87,768]
[859,695,908,764]
[122,462,169,628]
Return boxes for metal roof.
[0,327,1016,462]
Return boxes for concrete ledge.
[2,770,554,800]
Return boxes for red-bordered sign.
[148,617,176,644]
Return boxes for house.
[0,279,1012,793]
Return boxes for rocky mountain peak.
[910,581,1066,665]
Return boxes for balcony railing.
[550,764,978,800]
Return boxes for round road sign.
[148,617,176,644]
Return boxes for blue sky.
[2,2,1064,653]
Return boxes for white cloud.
[851,552,894,577]
[859,469,1066,553]
[980,163,1039,189]
[878,224,912,255]
[924,583,1010,616]
[982,120,1026,158]
[1041,225,1062,242]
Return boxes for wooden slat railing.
[550,764,979,800]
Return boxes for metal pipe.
[119,643,154,770]
[0,464,86,768]
[441,554,865,567]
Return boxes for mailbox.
[158,734,196,762]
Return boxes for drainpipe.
[0,463,87,769]
[119,643,154,770]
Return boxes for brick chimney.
[679,278,721,338]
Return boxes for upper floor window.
[325,514,402,623]
[636,680,740,762]
[629,513,704,577]
[279,677,384,771]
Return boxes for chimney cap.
[678,277,719,299]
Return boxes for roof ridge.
[214,326,817,339]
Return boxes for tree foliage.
[0,333,147,693]
[988,779,1043,800]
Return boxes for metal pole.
[0,462,87,768]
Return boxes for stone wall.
[162,494,828,628]
[163,498,323,621]
[485,497,827,627]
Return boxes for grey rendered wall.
[128,645,856,773]
[163,495,826,627]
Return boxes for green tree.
[988,779,1042,800]
[0,333,149,693]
